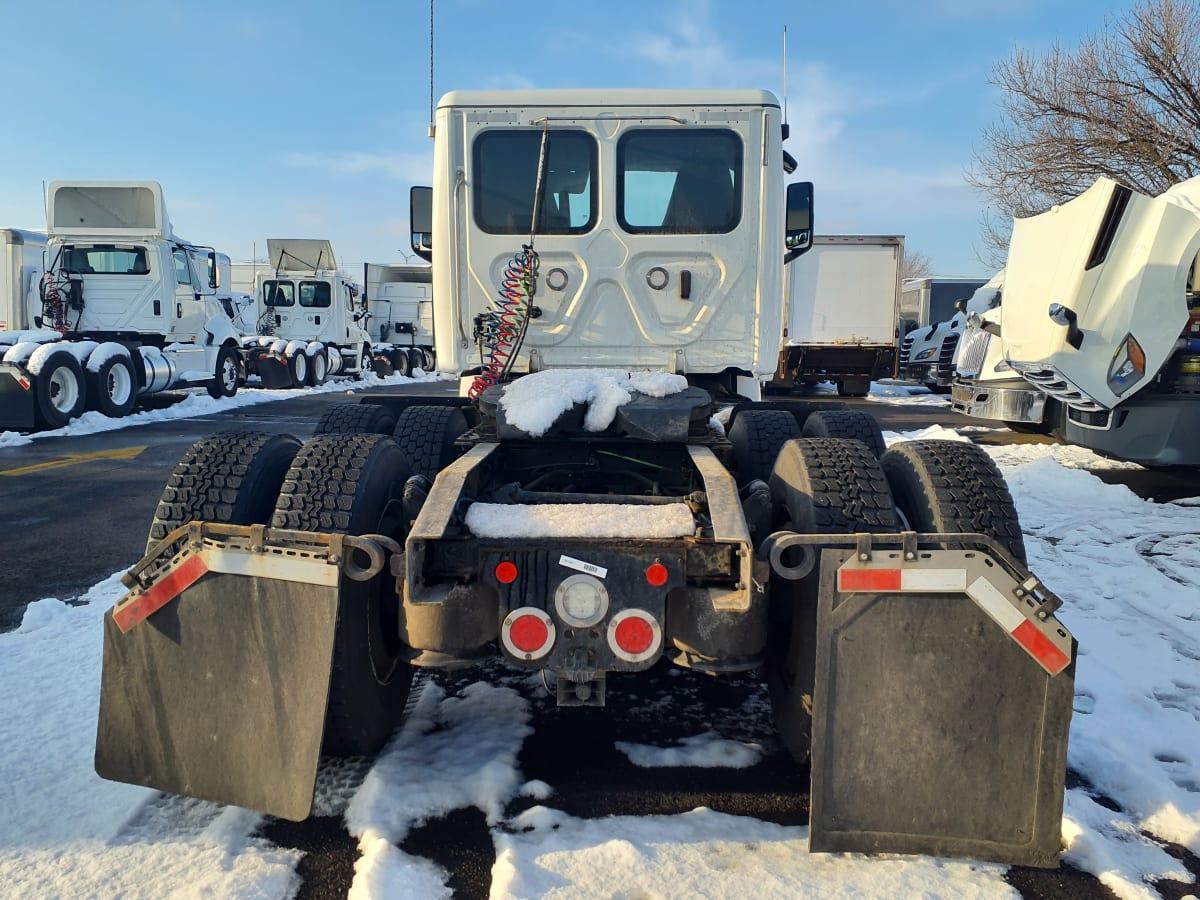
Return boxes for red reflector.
[1012,619,1071,675]
[646,563,668,587]
[495,561,518,584]
[839,568,902,592]
[18,377,31,391]
[614,616,654,655]
[509,614,549,654]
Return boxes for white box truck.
[363,263,435,372]
[768,234,902,397]
[0,228,47,333]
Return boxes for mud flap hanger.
[113,522,402,633]
[759,530,1071,676]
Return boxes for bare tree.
[900,249,935,281]
[968,0,1200,266]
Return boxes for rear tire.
[87,353,137,419]
[420,348,435,371]
[206,345,240,399]
[801,409,887,458]
[289,350,309,388]
[307,348,328,386]
[271,434,414,756]
[393,405,468,479]
[728,409,801,486]
[389,349,411,377]
[33,351,87,429]
[879,439,1026,564]
[146,431,302,552]
[313,401,397,436]
[766,438,898,763]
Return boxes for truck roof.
[437,88,780,110]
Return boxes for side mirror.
[208,252,219,290]
[784,181,814,263]
[410,186,433,263]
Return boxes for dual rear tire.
[764,435,1026,762]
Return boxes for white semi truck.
[952,177,1200,465]
[97,89,1075,869]
[363,262,435,375]
[897,276,989,392]
[0,182,242,430]
[767,234,902,397]
[241,240,428,387]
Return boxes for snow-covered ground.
[1,429,1198,898]
[0,369,447,448]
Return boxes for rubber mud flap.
[256,356,295,389]
[0,367,36,430]
[808,549,1074,868]
[95,571,340,821]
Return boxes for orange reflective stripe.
[113,555,209,633]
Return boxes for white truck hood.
[266,239,337,272]
[1002,176,1200,409]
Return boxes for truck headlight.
[915,347,937,361]
[1106,333,1146,396]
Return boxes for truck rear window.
[63,246,149,275]
[299,280,331,308]
[262,280,295,307]
[618,129,742,234]
[472,130,596,235]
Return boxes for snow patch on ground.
[346,681,533,897]
[615,731,764,768]
[490,807,1016,899]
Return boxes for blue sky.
[0,0,1135,276]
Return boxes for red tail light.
[608,609,662,663]
[501,607,554,661]
[645,562,669,587]
[495,561,519,584]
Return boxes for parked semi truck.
[242,239,429,387]
[766,234,902,397]
[897,276,989,391]
[952,177,1200,466]
[96,89,1075,868]
[363,263,435,375]
[0,182,242,430]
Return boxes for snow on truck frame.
[0,181,243,431]
[95,89,1076,868]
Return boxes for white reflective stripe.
[203,547,342,587]
[967,575,1026,633]
[899,569,967,591]
[559,554,608,579]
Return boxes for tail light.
[501,607,555,661]
[608,609,662,663]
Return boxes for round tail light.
[501,607,555,661]
[608,609,662,663]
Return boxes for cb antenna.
[428,0,436,138]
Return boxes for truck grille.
[936,333,960,379]
[1009,362,1106,412]
[956,324,991,378]
[899,334,915,367]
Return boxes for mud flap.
[808,546,1075,868]
[95,523,392,821]
[0,365,36,430]
[256,356,294,389]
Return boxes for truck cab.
[414,89,810,399]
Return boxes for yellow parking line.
[0,445,147,477]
